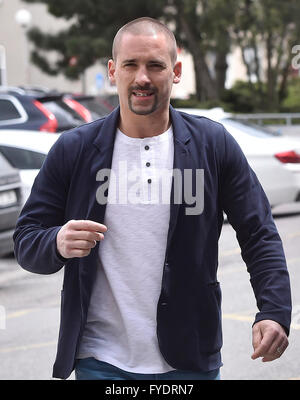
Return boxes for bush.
[171,81,266,112]
[220,81,267,112]
[280,77,300,112]
[172,77,300,113]
[171,96,230,111]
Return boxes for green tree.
[24,0,237,101]
[232,0,300,111]
[23,0,167,80]
[169,0,236,101]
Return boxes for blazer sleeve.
[220,127,292,335]
[13,133,74,275]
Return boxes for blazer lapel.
[79,108,120,308]
[166,107,192,249]
[85,107,120,223]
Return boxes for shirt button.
[146,162,151,167]
[145,145,150,151]
[147,179,152,184]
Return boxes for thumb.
[251,324,262,359]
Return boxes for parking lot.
[0,202,299,380]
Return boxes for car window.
[76,99,109,118]
[222,118,282,138]
[0,151,14,169]
[42,100,85,123]
[0,145,46,169]
[0,99,22,121]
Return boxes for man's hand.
[251,319,289,362]
[56,220,107,259]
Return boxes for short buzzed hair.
[112,17,178,66]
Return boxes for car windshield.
[222,118,282,138]
[0,145,46,169]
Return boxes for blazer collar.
[92,105,191,152]
[169,105,191,146]
[93,106,120,153]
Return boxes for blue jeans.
[75,358,221,380]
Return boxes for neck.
[119,107,171,138]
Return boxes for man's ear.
[108,59,116,85]
[173,61,182,84]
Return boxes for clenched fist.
[251,319,289,362]
[56,220,107,259]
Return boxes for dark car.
[0,87,85,132]
[16,86,117,123]
[0,152,23,257]
[39,94,86,131]
[63,95,112,122]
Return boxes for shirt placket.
[140,141,157,204]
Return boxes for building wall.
[0,0,108,94]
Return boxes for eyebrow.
[148,60,167,67]
[121,59,167,67]
[121,59,137,64]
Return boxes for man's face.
[108,33,181,117]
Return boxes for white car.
[0,130,60,205]
[177,108,300,207]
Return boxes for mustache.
[129,85,157,94]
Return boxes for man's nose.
[135,66,151,86]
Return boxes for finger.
[268,339,284,358]
[268,337,289,360]
[66,230,104,242]
[70,240,98,250]
[261,341,287,362]
[69,220,108,233]
[251,326,262,359]
[251,330,274,360]
[262,355,277,362]
[68,248,92,258]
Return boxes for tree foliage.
[24,0,166,79]
[169,0,236,100]
[232,0,300,110]
[23,0,300,110]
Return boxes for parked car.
[0,87,85,132]
[63,95,113,122]
[40,94,86,131]
[0,130,60,205]
[15,86,117,123]
[0,151,23,257]
[177,108,300,207]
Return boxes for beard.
[128,85,158,116]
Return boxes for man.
[14,17,291,380]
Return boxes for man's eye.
[149,64,165,69]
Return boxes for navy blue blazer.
[13,106,292,379]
